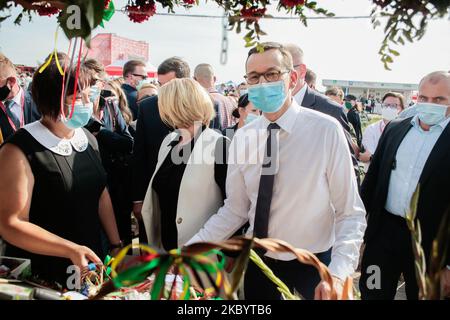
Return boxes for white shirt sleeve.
[186,137,250,245]
[362,124,377,155]
[326,121,367,280]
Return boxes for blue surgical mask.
[244,113,259,125]
[248,80,287,113]
[89,85,101,103]
[62,101,93,129]
[416,102,449,126]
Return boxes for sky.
[0,0,449,91]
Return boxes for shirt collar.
[260,98,300,134]
[23,121,88,156]
[411,114,450,132]
[293,83,307,106]
[10,87,23,107]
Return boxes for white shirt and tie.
[187,99,367,280]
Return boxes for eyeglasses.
[244,70,290,85]
[133,73,148,80]
[382,103,399,109]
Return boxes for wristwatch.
[109,240,124,251]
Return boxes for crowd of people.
[0,43,449,300]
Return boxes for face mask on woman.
[61,101,93,129]
[381,107,398,121]
[244,113,259,125]
[89,85,101,103]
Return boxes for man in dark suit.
[0,53,40,143]
[121,60,147,121]
[359,71,450,300]
[284,44,360,180]
[132,57,191,224]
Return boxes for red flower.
[127,1,156,23]
[36,6,60,16]
[240,7,267,19]
[280,0,305,8]
[183,0,196,4]
[104,0,112,9]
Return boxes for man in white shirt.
[187,42,366,300]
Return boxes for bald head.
[194,63,216,90]
[419,71,450,88]
[284,44,307,95]
[418,71,450,106]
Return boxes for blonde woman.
[109,79,133,127]
[141,78,229,250]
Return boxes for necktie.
[253,122,280,239]
[4,100,21,130]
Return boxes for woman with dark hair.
[222,93,260,140]
[0,54,121,287]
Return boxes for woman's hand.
[68,244,102,269]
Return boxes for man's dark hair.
[32,53,90,120]
[246,42,293,70]
[382,91,406,110]
[123,60,146,78]
[157,57,190,78]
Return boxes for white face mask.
[381,107,398,121]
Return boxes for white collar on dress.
[23,121,88,156]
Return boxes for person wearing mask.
[132,57,191,233]
[194,64,237,129]
[222,93,260,140]
[0,55,121,287]
[141,78,229,250]
[359,71,450,299]
[345,95,363,149]
[121,60,147,121]
[87,78,134,246]
[0,53,40,142]
[359,92,405,165]
[186,42,366,300]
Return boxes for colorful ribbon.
[95,244,229,300]
[38,26,64,75]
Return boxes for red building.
[86,33,150,67]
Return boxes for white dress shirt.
[187,100,367,280]
[362,119,386,155]
[9,87,24,122]
[385,115,450,217]
[293,83,308,106]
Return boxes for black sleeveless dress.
[3,126,107,287]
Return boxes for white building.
[322,79,418,104]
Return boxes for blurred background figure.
[222,93,260,140]
[325,86,345,107]
[359,92,405,168]
[1,53,40,142]
[305,68,317,91]
[121,60,147,121]
[345,94,363,149]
